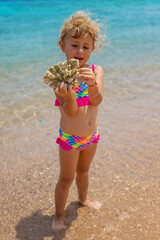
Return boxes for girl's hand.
[54,81,78,116]
[54,81,76,99]
[79,67,96,86]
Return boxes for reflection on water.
[0,62,159,132]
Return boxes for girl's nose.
[78,47,83,54]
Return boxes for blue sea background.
[0,0,160,137]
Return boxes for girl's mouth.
[75,57,83,61]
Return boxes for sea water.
[0,0,160,136]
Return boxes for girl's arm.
[79,65,104,106]
[54,82,78,117]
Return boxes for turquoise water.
[0,0,160,131]
[1,0,159,66]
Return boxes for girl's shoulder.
[93,65,104,85]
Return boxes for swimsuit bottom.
[56,127,99,151]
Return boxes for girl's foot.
[79,200,102,210]
[52,217,67,231]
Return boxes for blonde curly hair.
[59,11,105,48]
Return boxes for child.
[52,11,105,230]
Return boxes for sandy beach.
[1,86,160,240]
[1,1,160,239]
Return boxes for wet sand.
[0,89,160,240]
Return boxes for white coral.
[43,59,80,88]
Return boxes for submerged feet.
[52,217,67,231]
[79,199,102,210]
[52,200,102,231]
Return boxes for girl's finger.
[54,87,60,95]
[59,81,64,88]
[67,84,73,93]
[58,82,65,94]
[79,68,93,74]
[79,67,91,72]
[60,82,69,96]
[80,73,95,80]
[62,83,68,95]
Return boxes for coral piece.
[43,59,80,88]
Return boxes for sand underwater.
[1,66,160,240]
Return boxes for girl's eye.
[84,46,89,49]
[72,45,77,47]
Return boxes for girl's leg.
[52,146,79,230]
[76,143,98,206]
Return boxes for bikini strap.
[92,64,95,73]
[91,64,98,86]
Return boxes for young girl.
[52,11,104,230]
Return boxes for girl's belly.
[59,105,98,136]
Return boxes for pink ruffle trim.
[55,97,91,107]
[92,134,100,143]
[56,138,73,151]
[55,99,61,106]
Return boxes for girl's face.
[59,33,95,67]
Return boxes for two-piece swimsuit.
[55,64,99,151]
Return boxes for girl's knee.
[76,169,89,178]
[59,177,74,189]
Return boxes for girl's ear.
[92,45,95,51]
[59,40,65,52]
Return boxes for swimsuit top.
[55,64,95,108]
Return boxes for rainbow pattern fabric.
[55,82,91,107]
[56,127,99,150]
[73,82,88,98]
